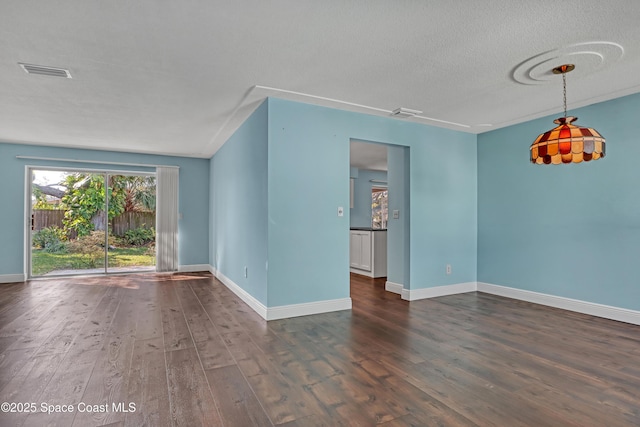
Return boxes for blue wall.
[210,101,268,304]
[350,168,388,228]
[267,98,477,306]
[478,92,640,311]
[0,142,210,276]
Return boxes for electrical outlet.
[244,266,248,278]
[446,264,452,275]
[337,206,344,217]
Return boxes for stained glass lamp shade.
[530,116,605,164]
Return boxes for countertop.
[350,227,387,231]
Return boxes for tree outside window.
[372,187,388,229]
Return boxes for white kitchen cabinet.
[350,230,371,270]
[350,230,387,278]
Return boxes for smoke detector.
[19,63,72,78]
[391,107,422,118]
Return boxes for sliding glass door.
[30,168,156,277]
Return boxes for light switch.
[393,210,400,219]
[337,206,344,217]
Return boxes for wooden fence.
[32,210,66,231]
[112,212,155,236]
[32,210,155,237]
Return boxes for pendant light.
[530,64,605,164]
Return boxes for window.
[372,187,388,229]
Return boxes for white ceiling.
[1,1,640,159]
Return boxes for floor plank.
[165,347,223,426]
[124,337,171,427]
[159,284,194,352]
[205,365,273,427]
[175,283,236,370]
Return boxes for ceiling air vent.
[391,107,422,118]
[19,63,72,78]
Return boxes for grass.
[32,246,155,276]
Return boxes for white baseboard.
[213,268,268,320]
[350,267,374,278]
[178,264,211,273]
[401,282,477,301]
[385,281,403,295]
[267,298,352,321]
[211,266,352,320]
[478,282,640,326]
[209,267,640,325]
[0,274,26,284]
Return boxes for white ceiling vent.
[19,63,72,78]
[391,107,422,118]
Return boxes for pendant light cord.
[562,72,567,118]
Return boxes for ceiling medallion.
[512,41,624,85]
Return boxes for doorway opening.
[349,139,410,297]
[349,140,388,281]
[29,168,156,277]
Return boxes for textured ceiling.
[1,1,640,159]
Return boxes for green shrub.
[124,227,155,246]
[68,231,116,254]
[33,227,68,253]
[67,231,117,268]
[44,240,68,254]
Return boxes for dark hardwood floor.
[1,272,639,426]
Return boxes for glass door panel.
[106,174,156,273]
[30,170,106,276]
